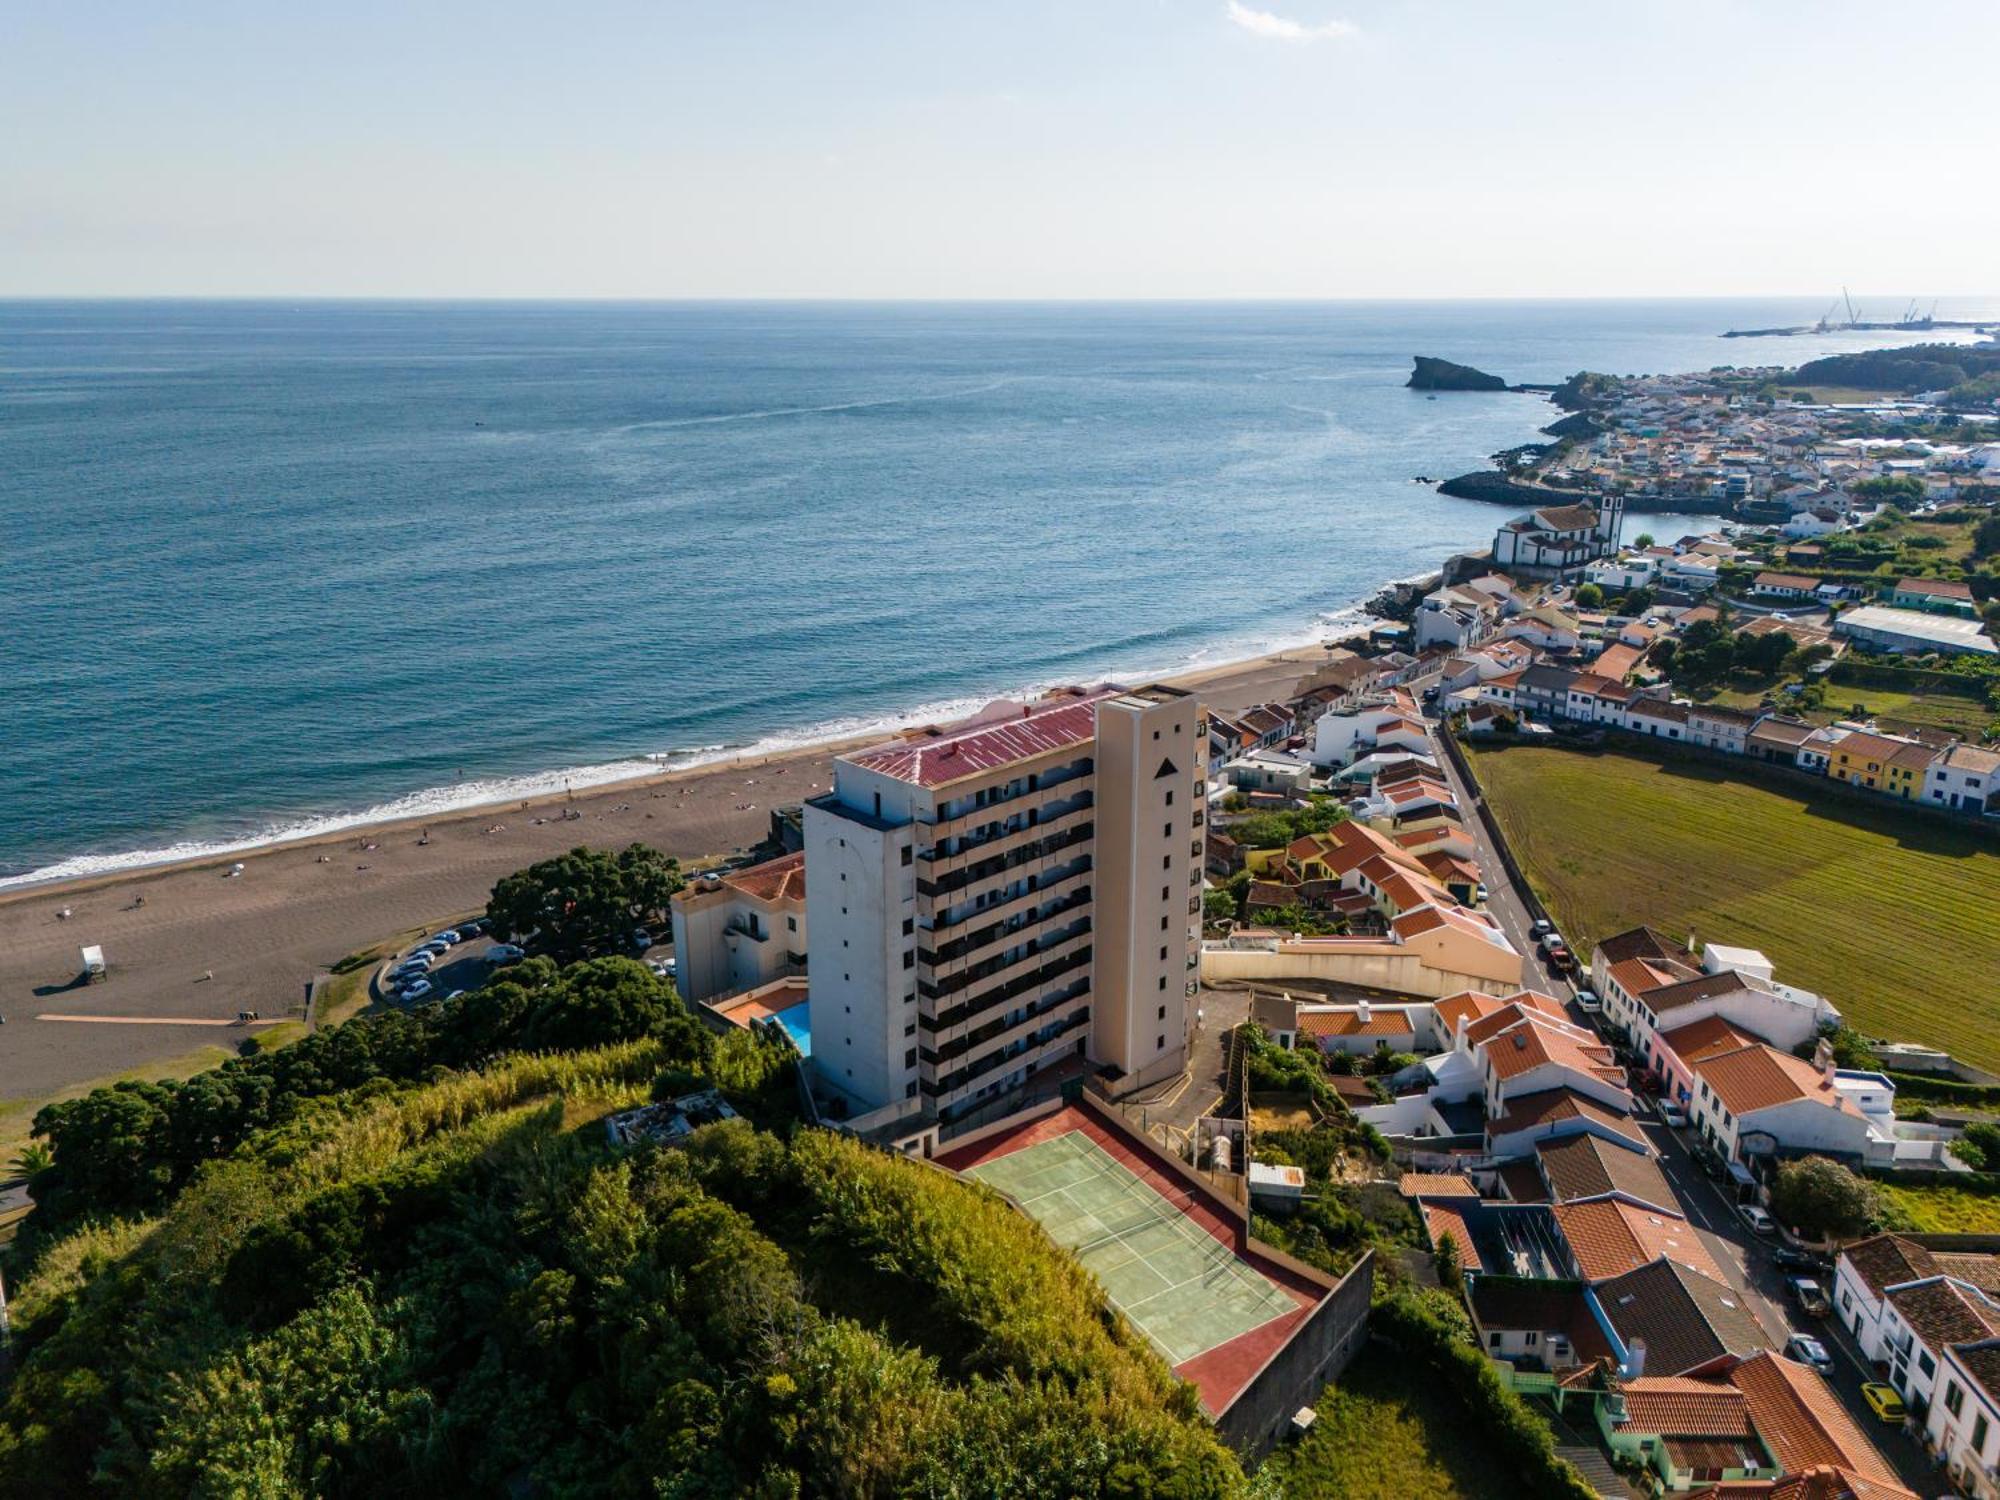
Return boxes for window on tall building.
[900,846,912,866]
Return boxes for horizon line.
[3,291,1994,307]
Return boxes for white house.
[1925,743,2000,814]
[1929,1339,2000,1497]
[1413,586,1501,652]
[669,851,809,1002]
[1310,695,1430,769]
[1492,499,1627,577]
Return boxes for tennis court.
[964,1128,1298,1365]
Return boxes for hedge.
[1881,1070,2000,1109]
[1826,660,1996,697]
[1370,1292,1601,1500]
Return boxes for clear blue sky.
[4,0,1995,298]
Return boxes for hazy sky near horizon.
[5,1,1997,300]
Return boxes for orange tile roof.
[1659,1014,1763,1068]
[1607,956,1684,1001]
[1693,1044,1857,1119]
[1480,1013,1622,1086]
[1399,1172,1479,1198]
[1298,1008,1419,1039]
[1488,1087,1646,1149]
[721,849,806,903]
[1728,1352,1902,1490]
[1615,1376,1751,1437]
[1422,1202,1483,1272]
[1553,1199,1725,1283]
[846,693,1112,786]
[1593,643,1645,680]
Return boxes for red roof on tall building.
[846,693,1112,787]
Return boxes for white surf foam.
[0,575,1418,893]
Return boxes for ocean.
[2,297,1983,885]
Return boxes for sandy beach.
[0,646,1323,1112]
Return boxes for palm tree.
[8,1141,53,1179]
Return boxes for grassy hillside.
[1467,743,2000,1070]
[0,958,1240,1498]
[1256,1348,1533,1500]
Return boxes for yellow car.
[1861,1383,1908,1424]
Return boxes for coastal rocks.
[1407,356,1508,392]
[1539,410,1600,441]
[1435,470,1595,507]
[1548,370,1621,412]
[1362,574,1441,623]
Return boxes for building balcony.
[919,795,1094,874]
[920,986,1091,1067]
[919,888,1093,967]
[914,821,1095,900]
[929,861,1091,935]
[918,941,1093,1029]
[918,922,1092,1003]
[921,1006,1094,1104]
[922,760,1093,835]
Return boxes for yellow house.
[1826,731,1908,793]
[1884,740,1939,800]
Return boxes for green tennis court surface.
[964,1129,1297,1365]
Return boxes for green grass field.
[1468,743,2000,1071]
[1876,1181,2000,1234]
[1257,1347,1530,1499]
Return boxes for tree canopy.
[1770,1155,1879,1242]
[487,842,684,960]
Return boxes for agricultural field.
[1467,743,2000,1071]
[1257,1347,1530,1500]
[1877,1180,2000,1235]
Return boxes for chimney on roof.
[1358,998,1372,1025]
[1513,1033,1527,1050]
[1626,1338,1647,1379]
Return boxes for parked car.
[1574,987,1602,1013]
[1658,1103,1689,1129]
[1741,1205,1777,1237]
[1691,1144,1728,1181]
[413,941,450,958]
[399,978,434,1002]
[1787,1277,1831,1317]
[1475,883,1489,905]
[1860,1382,1907,1424]
[631,929,654,952]
[487,943,526,963]
[396,952,437,971]
[1772,1246,1833,1276]
[1531,917,1553,937]
[459,919,488,937]
[429,929,460,946]
[648,957,677,979]
[1785,1333,1835,1376]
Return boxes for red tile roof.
[1693,1044,1856,1119]
[1615,1376,1751,1437]
[1728,1352,1903,1491]
[846,693,1111,787]
[721,850,806,903]
[1553,1199,1725,1283]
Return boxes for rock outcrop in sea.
[1406,356,1508,392]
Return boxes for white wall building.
[803,685,1205,1122]
[669,851,808,1003]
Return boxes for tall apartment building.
[803,685,1206,1123]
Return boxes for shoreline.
[0,636,1340,906]
[0,638,1330,1107]
[0,591,1405,901]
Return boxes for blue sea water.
[3,297,1985,885]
